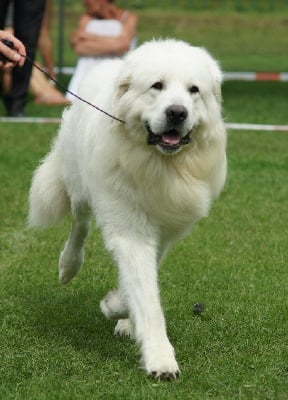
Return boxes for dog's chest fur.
[111,143,214,231]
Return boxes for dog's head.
[115,39,223,155]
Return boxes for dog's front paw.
[142,344,180,381]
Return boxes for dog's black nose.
[166,105,188,124]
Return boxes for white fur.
[28,39,227,380]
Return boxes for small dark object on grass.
[193,303,205,316]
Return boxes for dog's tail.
[28,149,70,228]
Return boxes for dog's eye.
[189,85,199,94]
[151,82,163,90]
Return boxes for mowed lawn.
[0,78,287,399]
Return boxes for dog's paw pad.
[143,345,179,381]
[150,370,180,381]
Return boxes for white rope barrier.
[0,117,287,131]
[0,117,62,124]
[223,72,288,82]
[225,123,288,132]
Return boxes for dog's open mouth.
[146,124,191,153]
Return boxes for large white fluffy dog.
[29,39,227,380]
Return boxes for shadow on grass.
[19,277,138,369]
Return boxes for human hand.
[0,31,26,69]
[70,28,91,47]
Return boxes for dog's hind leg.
[28,150,70,228]
[59,202,91,284]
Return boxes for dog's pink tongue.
[162,133,180,145]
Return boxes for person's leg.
[0,0,10,29]
[3,0,45,116]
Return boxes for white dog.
[29,39,227,380]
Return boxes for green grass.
[0,81,288,399]
[222,81,288,125]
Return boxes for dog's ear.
[213,79,222,104]
[210,60,223,104]
[204,51,223,104]
[116,75,131,100]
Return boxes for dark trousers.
[0,0,45,114]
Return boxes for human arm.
[71,12,138,57]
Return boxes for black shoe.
[8,110,25,117]
[4,99,25,117]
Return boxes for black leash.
[1,38,126,124]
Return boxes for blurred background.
[53,0,288,74]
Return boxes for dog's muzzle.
[145,105,192,154]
